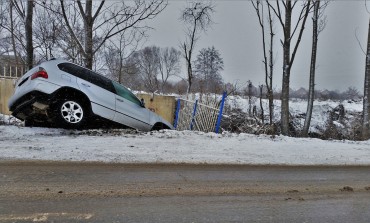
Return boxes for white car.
[8,59,173,131]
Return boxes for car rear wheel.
[53,99,88,129]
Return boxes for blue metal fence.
[174,92,227,133]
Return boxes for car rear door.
[58,63,116,120]
[77,73,116,120]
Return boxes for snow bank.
[1,125,370,165]
[224,96,363,136]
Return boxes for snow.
[224,96,363,135]
[1,125,370,165]
[1,97,369,166]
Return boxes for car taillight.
[31,70,48,80]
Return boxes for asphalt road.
[1,162,370,222]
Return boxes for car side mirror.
[140,98,145,108]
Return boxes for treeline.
[226,83,362,101]
[105,45,225,94]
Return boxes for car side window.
[83,69,115,93]
[112,81,142,107]
[58,63,87,80]
[58,63,115,93]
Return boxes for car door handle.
[116,98,124,102]
[81,82,90,87]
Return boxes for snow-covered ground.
[1,125,370,165]
[1,97,369,166]
[225,95,363,137]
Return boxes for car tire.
[151,122,169,131]
[53,99,88,129]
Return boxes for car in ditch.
[8,59,174,131]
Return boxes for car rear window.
[58,63,115,93]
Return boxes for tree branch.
[60,0,86,57]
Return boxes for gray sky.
[145,1,369,91]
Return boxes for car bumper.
[9,91,54,121]
[8,79,60,110]
[8,79,60,121]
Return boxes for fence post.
[215,91,227,133]
[173,99,181,129]
[190,100,198,130]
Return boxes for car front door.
[112,81,151,131]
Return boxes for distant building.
[0,55,25,79]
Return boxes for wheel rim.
[60,101,84,124]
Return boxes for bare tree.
[52,1,85,65]
[180,1,214,94]
[259,85,265,124]
[252,0,275,125]
[58,0,166,69]
[194,46,224,94]
[1,0,33,67]
[267,0,312,135]
[132,46,161,93]
[0,1,27,66]
[10,0,34,69]
[104,27,144,84]
[25,0,33,69]
[363,19,370,140]
[0,2,10,55]
[247,80,253,116]
[158,47,181,93]
[32,3,62,62]
[302,0,327,137]
[343,87,361,100]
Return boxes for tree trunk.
[84,0,93,69]
[267,5,274,125]
[252,1,275,125]
[280,0,310,136]
[9,2,19,66]
[362,19,370,140]
[248,81,252,116]
[186,59,192,94]
[280,1,292,136]
[303,0,320,137]
[260,85,264,124]
[118,47,123,84]
[25,0,34,70]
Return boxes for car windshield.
[112,81,142,107]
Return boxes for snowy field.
[1,97,369,166]
[1,125,370,165]
[225,95,363,136]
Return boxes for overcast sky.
[144,0,369,91]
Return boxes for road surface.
[1,161,370,222]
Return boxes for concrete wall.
[0,79,15,115]
[137,93,176,125]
